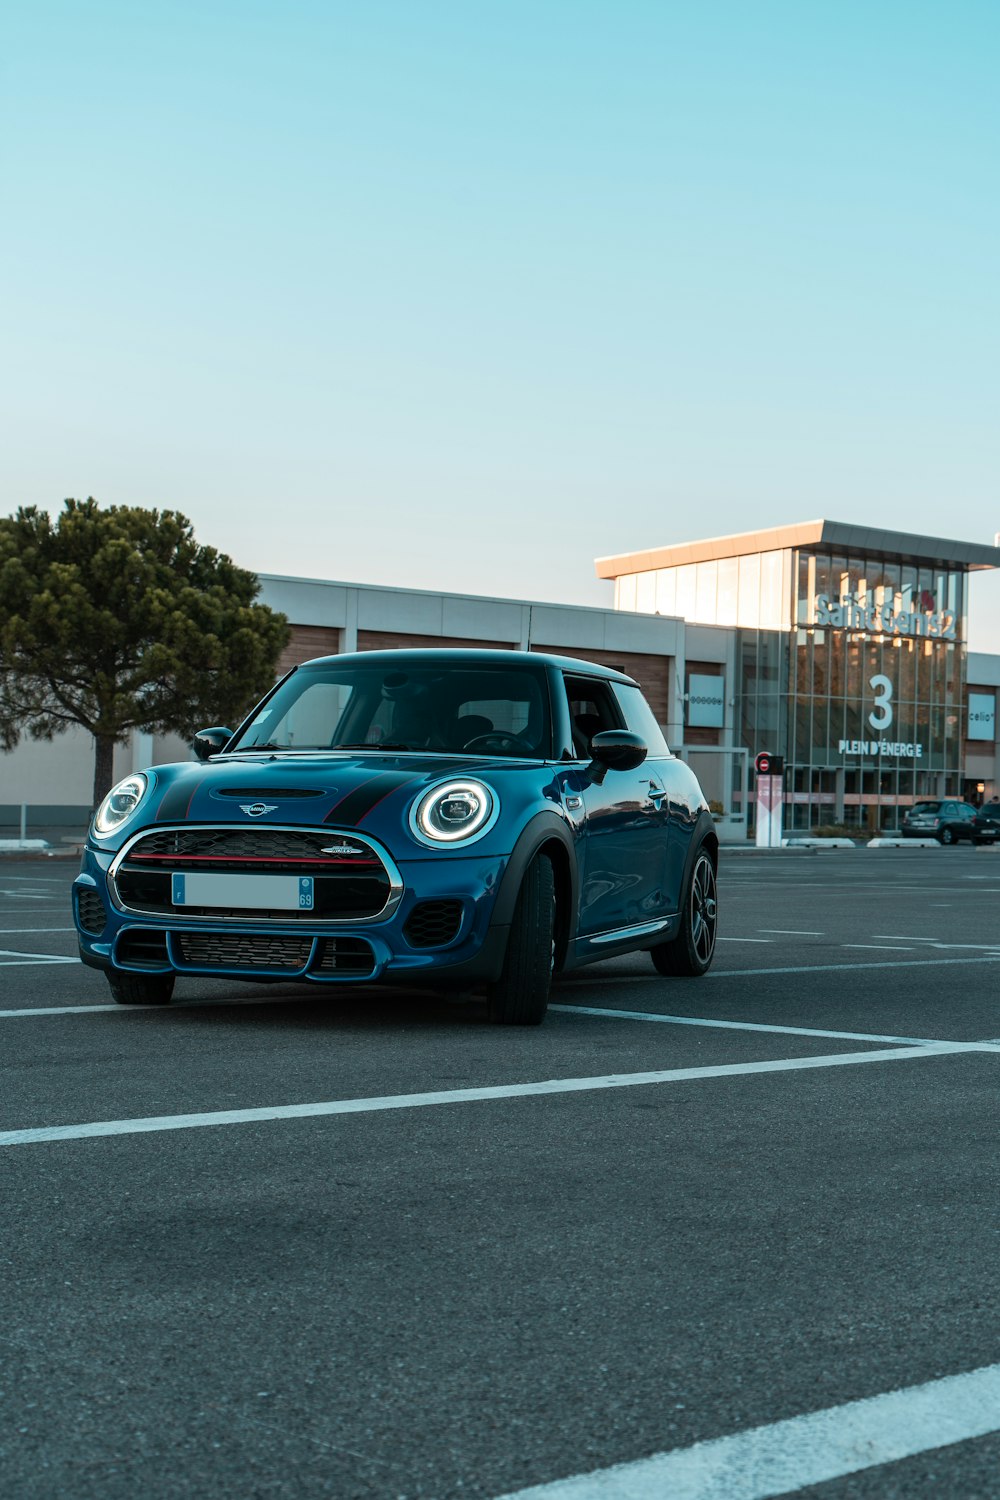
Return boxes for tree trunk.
[93,736,117,808]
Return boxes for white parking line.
[0,927,76,934]
[842,944,914,951]
[0,1045,970,1146]
[717,937,772,944]
[757,929,823,936]
[495,1360,1000,1500]
[712,955,1000,978]
[0,949,78,965]
[549,1006,957,1048]
[560,954,1000,984]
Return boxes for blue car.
[73,650,719,1024]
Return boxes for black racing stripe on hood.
[324,772,415,826]
[155,777,203,822]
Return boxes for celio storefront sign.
[815,592,957,640]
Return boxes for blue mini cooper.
[73,649,719,1024]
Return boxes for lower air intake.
[175,933,313,971]
[403,900,463,948]
[76,887,107,936]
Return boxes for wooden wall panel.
[531,645,670,725]
[276,626,342,677]
[357,630,514,652]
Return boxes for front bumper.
[74,841,512,987]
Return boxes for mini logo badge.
[240,802,277,817]
[321,842,361,856]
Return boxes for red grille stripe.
[127,853,379,867]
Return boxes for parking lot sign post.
[755,752,785,848]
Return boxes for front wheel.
[487,854,555,1025]
[106,971,175,1006]
[650,848,718,977]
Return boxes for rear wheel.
[939,827,956,845]
[106,971,175,1006]
[487,855,555,1025]
[650,848,718,977]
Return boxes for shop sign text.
[815,593,956,640]
[838,738,924,758]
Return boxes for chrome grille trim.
[108,824,404,926]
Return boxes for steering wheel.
[462,732,534,755]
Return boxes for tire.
[940,827,955,846]
[106,971,175,1006]
[487,854,555,1025]
[650,847,718,977]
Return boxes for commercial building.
[598,520,1000,832]
[5,519,1000,843]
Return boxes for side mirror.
[590,730,647,773]
[192,727,234,762]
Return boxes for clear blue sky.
[3,2,999,640]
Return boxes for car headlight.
[409,779,497,846]
[93,773,150,836]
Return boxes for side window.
[960,804,975,820]
[612,683,670,757]
[563,675,623,758]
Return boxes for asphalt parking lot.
[2,848,1000,1499]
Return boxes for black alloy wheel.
[486,854,555,1025]
[106,971,175,1006]
[651,848,718,977]
[939,826,956,846]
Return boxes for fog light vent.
[403,900,463,948]
[76,887,107,936]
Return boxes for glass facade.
[615,546,970,832]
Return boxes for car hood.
[102,750,550,850]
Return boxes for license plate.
[171,873,314,911]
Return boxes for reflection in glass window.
[717,556,739,627]
[738,554,760,627]
[675,564,696,619]
[618,574,637,611]
[655,568,677,616]
[635,571,656,613]
[695,560,718,622]
[759,551,786,629]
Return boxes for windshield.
[230,660,552,758]
[910,802,942,814]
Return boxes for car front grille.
[404,900,463,948]
[112,826,396,923]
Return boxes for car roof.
[294,647,640,687]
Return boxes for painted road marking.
[0,949,78,965]
[712,956,1000,978]
[757,929,823,936]
[717,937,772,944]
[0,1045,972,1146]
[5,1000,999,1056]
[842,944,914,951]
[495,1360,1000,1500]
[0,918,76,930]
[0,1004,164,1017]
[549,1006,959,1048]
[0,960,81,968]
[560,954,1000,984]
